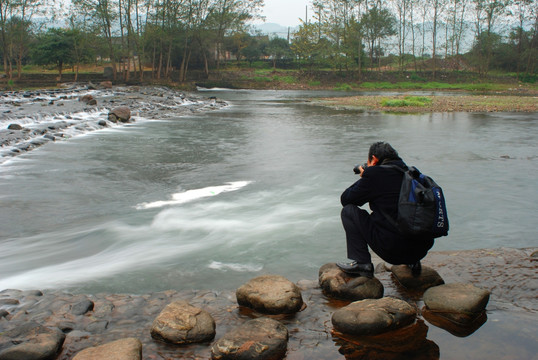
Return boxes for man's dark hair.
[368,142,401,164]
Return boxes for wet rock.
[0,322,65,360]
[150,300,215,344]
[422,307,487,337]
[100,81,113,89]
[72,337,142,360]
[391,264,445,291]
[333,319,439,358]
[97,120,108,127]
[79,94,96,105]
[422,283,490,325]
[71,299,94,315]
[319,263,384,301]
[332,297,417,336]
[7,124,23,130]
[211,317,288,360]
[108,106,131,123]
[236,275,304,314]
[0,298,19,306]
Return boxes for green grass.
[273,75,296,84]
[381,96,433,107]
[334,83,353,91]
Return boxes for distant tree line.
[0,0,536,82]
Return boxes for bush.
[518,73,537,83]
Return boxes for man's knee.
[341,204,357,218]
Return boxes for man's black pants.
[341,204,434,265]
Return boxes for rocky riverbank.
[1,247,536,360]
[0,83,227,163]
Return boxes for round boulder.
[319,263,384,301]
[332,297,417,336]
[211,317,288,360]
[236,275,303,314]
[391,264,445,291]
[108,106,131,123]
[73,338,142,360]
[150,300,216,344]
[423,283,490,325]
[7,124,23,130]
[0,322,65,360]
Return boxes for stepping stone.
[0,322,65,360]
[211,317,288,360]
[423,283,490,325]
[332,297,417,336]
[391,264,445,291]
[319,263,384,301]
[150,300,215,344]
[73,338,142,360]
[236,275,303,314]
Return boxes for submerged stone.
[211,317,288,360]
[73,337,142,360]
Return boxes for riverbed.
[0,86,537,359]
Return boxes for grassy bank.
[318,94,538,113]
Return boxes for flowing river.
[0,89,537,294]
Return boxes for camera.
[353,163,368,174]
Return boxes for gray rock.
[236,275,304,314]
[7,124,23,130]
[108,106,131,123]
[211,317,288,360]
[332,297,417,336]
[71,299,94,315]
[391,264,445,291]
[0,322,65,360]
[150,300,215,344]
[319,263,384,301]
[72,337,142,360]
[423,283,490,325]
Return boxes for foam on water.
[136,181,252,209]
[207,261,263,272]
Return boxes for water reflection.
[333,320,440,359]
[422,309,488,337]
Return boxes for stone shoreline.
[1,247,536,359]
[0,83,227,161]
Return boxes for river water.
[0,89,536,294]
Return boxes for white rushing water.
[1,89,537,293]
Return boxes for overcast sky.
[256,0,311,27]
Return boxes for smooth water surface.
[0,89,537,293]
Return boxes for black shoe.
[336,261,374,278]
[407,261,422,276]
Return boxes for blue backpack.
[382,165,449,238]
